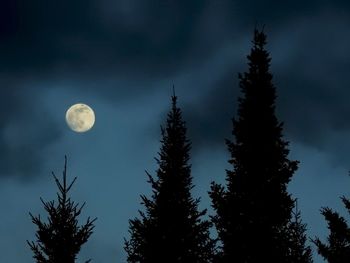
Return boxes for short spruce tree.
[27,156,96,263]
[313,196,350,263]
[286,200,313,263]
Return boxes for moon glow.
[66,103,95,133]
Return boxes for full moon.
[65,103,95,133]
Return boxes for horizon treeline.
[27,28,350,263]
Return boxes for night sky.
[1,1,350,262]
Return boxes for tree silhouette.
[27,156,96,263]
[286,200,313,263]
[312,196,350,262]
[125,94,215,262]
[209,28,299,262]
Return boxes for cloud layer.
[1,0,350,178]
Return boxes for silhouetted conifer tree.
[286,200,313,263]
[209,28,299,262]
[27,156,96,263]
[125,94,215,262]
[312,196,350,262]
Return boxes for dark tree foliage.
[209,28,299,262]
[27,156,96,263]
[125,94,215,263]
[312,196,350,263]
[286,200,313,263]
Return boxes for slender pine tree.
[209,28,299,262]
[312,196,350,263]
[27,156,96,263]
[125,94,215,263]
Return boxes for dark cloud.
[0,0,208,76]
[0,0,347,90]
[5,0,347,77]
[0,85,62,179]
[182,70,238,152]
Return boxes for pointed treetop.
[253,25,267,49]
[51,155,77,199]
[172,85,176,97]
[171,85,178,109]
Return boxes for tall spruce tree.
[124,94,215,262]
[209,28,299,262]
[286,200,313,263]
[312,196,350,262]
[27,156,96,263]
